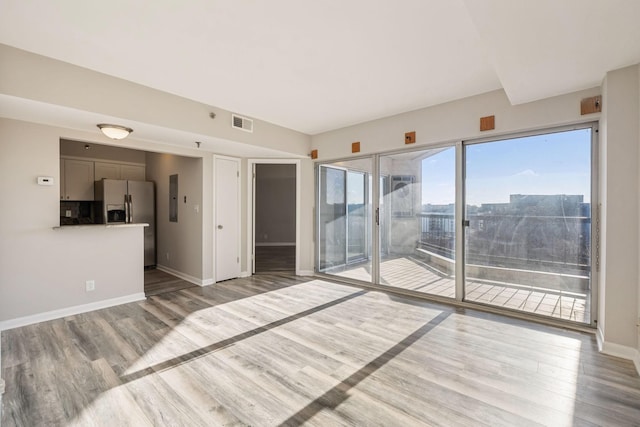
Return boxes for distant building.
[421,203,455,214]
[508,194,584,216]
[477,194,585,216]
[418,194,591,275]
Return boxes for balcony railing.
[417,213,456,259]
[417,212,591,276]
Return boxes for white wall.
[202,155,214,280]
[0,118,144,325]
[312,88,601,160]
[299,159,315,274]
[146,152,205,283]
[598,65,640,364]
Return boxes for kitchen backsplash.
[60,201,95,225]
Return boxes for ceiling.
[1,0,639,135]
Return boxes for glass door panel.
[318,159,372,282]
[379,147,456,297]
[347,171,368,263]
[464,128,593,324]
[318,166,346,271]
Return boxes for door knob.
[218,225,223,229]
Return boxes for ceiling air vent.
[232,114,253,133]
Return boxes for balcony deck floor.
[328,256,590,324]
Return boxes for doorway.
[249,159,301,275]
[254,164,296,273]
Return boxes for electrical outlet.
[65,210,72,217]
[166,252,170,261]
[85,280,95,292]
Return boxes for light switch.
[37,176,54,186]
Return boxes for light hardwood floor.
[255,246,296,273]
[2,274,639,426]
[144,268,196,297]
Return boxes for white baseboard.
[240,271,251,278]
[0,293,146,331]
[597,327,640,376]
[255,242,296,247]
[297,270,315,277]
[600,339,637,360]
[156,265,212,287]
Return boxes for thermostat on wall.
[37,176,54,186]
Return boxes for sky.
[422,128,592,206]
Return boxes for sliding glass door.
[318,159,372,282]
[378,147,456,298]
[464,127,594,323]
[316,124,596,325]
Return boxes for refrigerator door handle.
[128,194,133,223]
[124,194,130,224]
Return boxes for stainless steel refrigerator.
[95,179,156,267]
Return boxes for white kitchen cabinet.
[61,159,94,200]
[94,162,121,180]
[94,162,145,181]
[120,164,145,181]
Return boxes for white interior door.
[215,156,241,281]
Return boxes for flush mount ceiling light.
[97,124,133,140]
